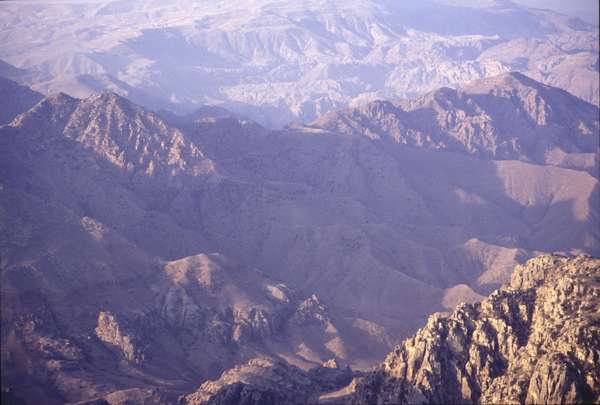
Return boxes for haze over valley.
[1,0,598,127]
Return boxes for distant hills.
[0,0,598,127]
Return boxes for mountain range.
[0,0,598,128]
[1,68,598,403]
[183,255,600,405]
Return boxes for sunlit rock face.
[350,255,600,404]
[0,0,597,128]
[311,72,599,169]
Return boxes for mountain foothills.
[0,71,599,404]
[0,0,598,127]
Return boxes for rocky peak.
[322,359,341,369]
[310,73,599,167]
[292,294,330,326]
[9,92,79,135]
[350,255,600,404]
[63,92,212,177]
[460,71,598,129]
[7,90,215,179]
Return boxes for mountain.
[0,0,597,128]
[178,255,600,404]
[0,77,43,125]
[348,255,600,404]
[1,74,598,403]
[175,75,597,343]
[0,91,376,404]
[309,72,599,173]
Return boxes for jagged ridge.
[311,72,599,171]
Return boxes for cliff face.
[95,312,146,364]
[351,255,600,404]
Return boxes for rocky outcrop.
[95,312,146,363]
[350,255,600,404]
[292,295,329,327]
[182,357,355,405]
[232,307,273,343]
[182,358,314,405]
[157,253,335,348]
[308,359,354,391]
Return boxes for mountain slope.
[0,76,43,125]
[310,72,599,172]
[348,255,600,404]
[0,92,375,404]
[163,74,599,361]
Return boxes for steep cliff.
[350,255,600,404]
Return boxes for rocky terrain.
[348,255,600,404]
[1,71,599,404]
[182,357,354,405]
[0,0,597,128]
[0,81,370,404]
[173,255,600,404]
[311,72,599,173]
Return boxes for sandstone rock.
[350,255,600,404]
[95,311,145,363]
